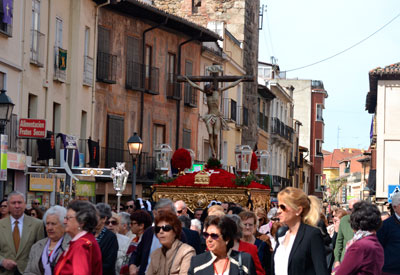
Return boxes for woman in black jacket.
[188,215,256,275]
[272,187,328,275]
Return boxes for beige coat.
[146,239,195,275]
[0,215,45,275]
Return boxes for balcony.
[144,65,159,94]
[54,46,67,82]
[97,51,117,84]
[83,56,93,86]
[125,61,159,94]
[223,98,237,122]
[30,30,45,67]
[184,83,197,107]
[166,73,181,100]
[258,112,268,132]
[102,148,156,180]
[271,117,293,143]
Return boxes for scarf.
[345,230,373,252]
[41,237,64,275]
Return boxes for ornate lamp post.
[235,145,252,175]
[155,144,172,173]
[111,162,129,213]
[0,90,14,200]
[127,132,143,200]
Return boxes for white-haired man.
[174,200,188,217]
[377,192,400,275]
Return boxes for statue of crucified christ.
[181,67,253,159]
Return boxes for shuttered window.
[106,115,124,168]
[183,128,191,149]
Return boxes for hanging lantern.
[155,144,172,172]
[235,145,252,173]
[111,162,130,213]
[255,150,269,176]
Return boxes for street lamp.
[363,186,370,201]
[127,132,143,200]
[271,181,281,197]
[0,90,14,200]
[111,162,129,213]
[0,90,14,134]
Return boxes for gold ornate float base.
[152,186,270,211]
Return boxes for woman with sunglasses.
[272,187,328,275]
[146,210,195,275]
[188,215,256,275]
[0,199,9,219]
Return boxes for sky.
[258,0,400,152]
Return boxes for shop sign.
[18,118,46,138]
[29,174,54,191]
[0,135,8,181]
[7,152,26,170]
[76,181,96,197]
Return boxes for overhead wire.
[283,11,400,73]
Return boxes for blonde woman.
[272,187,328,275]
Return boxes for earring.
[296,213,299,216]
[78,226,81,231]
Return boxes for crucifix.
[177,65,254,159]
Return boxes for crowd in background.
[0,188,399,275]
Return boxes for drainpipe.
[176,33,202,149]
[91,0,110,141]
[139,18,168,138]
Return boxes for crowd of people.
[0,188,399,275]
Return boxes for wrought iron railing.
[184,83,197,107]
[166,73,181,99]
[54,46,67,82]
[30,30,45,67]
[97,51,117,84]
[144,65,159,94]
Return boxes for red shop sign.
[18,118,46,138]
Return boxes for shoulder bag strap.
[167,242,183,275]
[238,252,244,275]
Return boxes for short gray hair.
[119,212,131,227]
[191,219,201,231]
[96,203,112,219]
[7,191,25,202]
[226,214,243,240]
[43,205,67,226]
[154,198,176,214]
[392,192,400,206]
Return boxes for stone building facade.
[153,0,261,148]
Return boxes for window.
[106,115,124,168]
[79,111,87,156]
[316,104,323,121]
[167,53,179,99]
[344,161,350,174]
[84,27,90,56]
[184,60,196,107]
[0,0,13,36]
[0,71,5,90]
[192,0,201,13]
[54,17,66,81]
[55,17,63,47]
[28,94,38,118]
[152,124,165,153]
[126,35,141,89]
[183,128,191,149]
[315,174,321,191]
[97,26,116,83]
[53,102,61,164]
[83,27,93,86]
[316,139,323,156]
[143,45,158,93]
[30,0,44,66]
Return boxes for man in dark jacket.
[377,192,400,275]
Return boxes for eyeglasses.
[202,232,221,240]
[105,220,118,226]
[271,217,279,222]
[278,204,287,211]
[64,215,76,221]
[155,224,173,234]
[258,218,263,222]
[177,210,183,214]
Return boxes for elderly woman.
[24,206,70,275]
[105,212,130,275]
[272,187,328,275]
[95,203,119,275]
[0,199,8,219]
[334,201,384,275]
[54,200,102,275]
[188,215,256,275]
[146,211,195,275]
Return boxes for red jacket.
[239,240,265,275]
[55,232,102,275]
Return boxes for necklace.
[213,258,229,275]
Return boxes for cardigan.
[146,239,195,275]
[187,250,256,275]
[377,215,400,273]
[334,235,384,275]
[271,222,328,275]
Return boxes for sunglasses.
[0,205,7,208]
[128,205,134,208]
[32,202,39,205]
[155,224,173,234]
[278,204,287,211]
[105,220,118,226]
[271,217,279,222]
[177,210,183,214]
[202,232,221,240]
